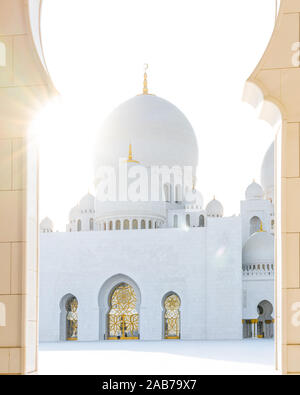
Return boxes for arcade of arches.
[59,282,273,342]
[59,283,184,341]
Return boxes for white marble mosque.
[39,73,274,342]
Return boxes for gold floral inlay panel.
[164,294,180,339]
[108,283,139,340]
[66,297,78,341]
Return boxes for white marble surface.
[39,222,242,342]
[38,339,276,375]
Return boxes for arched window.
[199,215,205,227]
[116,220,121,230]
[77,220,81,232]
[89,218,94,231]
[0,302,6,327]
[175,185,182,203]
[60,294,78,341]
[164,184,171,202]
[124,219,129,230]
[163,293,181,339]
[271,219,275,230]
[174,215,178,228]
[250,216,261,235]
[0,42,6,67]
[141,220,146,229]
[132,219,138,230]
[186,214,190,227]
[149,221,152,229]
[109,221,113,230]
[103,222,106,231]
[256,300,274,339]
[107,283,139,340]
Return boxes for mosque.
[39,71,275,342]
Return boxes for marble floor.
[39,339,276,375]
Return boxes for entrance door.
[107,283,139,340]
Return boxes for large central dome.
[94,94,199,172]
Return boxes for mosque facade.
[39,74,274,342]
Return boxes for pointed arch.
[257,300,274,339]
[186,214,190,227]
[199,215,205,227]
[98,274,141,340]
[59,293,78,341]
[250,216,261,235]
[162,292,181,339]
[89,218,94,231]
[124,219,129,230]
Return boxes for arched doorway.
[107,283,139,340]
[250,216,261,235]
[163,293,181,339]
[199,215,205,227]
[60,294,78,341]
[257,300,274,339]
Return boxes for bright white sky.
[39,0,277,231]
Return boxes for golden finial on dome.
[127,143,139,163]
[143,63,149,95]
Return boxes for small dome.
[243,231,274,264]
[261,142,274,201]
[69,205,80,221]
[206,198,223,217]
[184,187,203,208]
[40,217,54,232]
[79,193,95,211]
[245,181,264,200]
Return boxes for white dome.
[260,142,274,201]
[206,198,223,217]
[184,188,203,208]
[94,94,198,177]
[69,205,79,221]
[245,181,264,200]
[79,193,95,211]
[40,217,53,232]
[243,231,274,264]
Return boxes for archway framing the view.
[243,0,300,375]
[0,0,298,375]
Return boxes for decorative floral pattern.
[164,294,180,338]
[108,283,139,339]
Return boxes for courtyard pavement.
[38,339,276,375]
